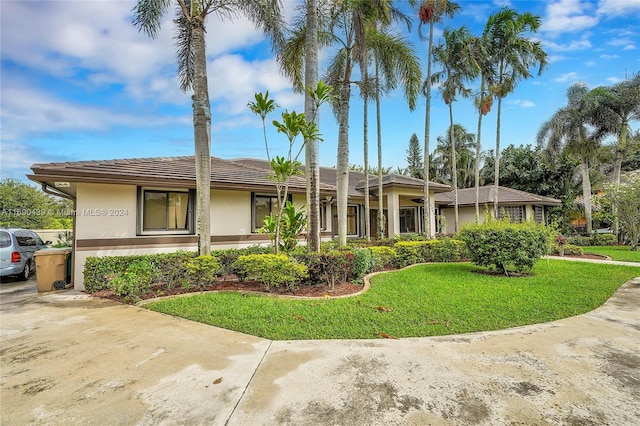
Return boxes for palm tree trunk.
[493,94,502,218]
[363,68,370,242]
[474,78,485,223]
[449,104,459,233]
[337,61,351,247]
[305,0,320,252]
[375,57,384,239]
[192,17,211,255]
[422,18,435,238]
[581,156,593,235]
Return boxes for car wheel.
[17,261,31,281]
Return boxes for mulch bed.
[549,253,609,260]
[91,279,363,305]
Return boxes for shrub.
[458,219,551,275]
[231,254,308,292]
[214,246,272,277]
[109,259,156,303]
[350,248,374,283]
[186,255,220,289]
[369,246,398,270]
[566,235,592,246]
[394,239,467,267]
[550,243,584,256]
[83,251,196,293]
[593,233,617,246]
[318,251,353,290]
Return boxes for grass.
[144,260,639,340]
[583,246,640,262]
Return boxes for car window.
[0,231,10,248]
[15,231,35,246]
[31,232,44,245]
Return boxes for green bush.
[109,259,156,303]
[593,233,617,246]
[319,251,353,290]
[566,235,592,246]
[186,255,220,288]
[394,239,467,267]
[215,246,272,277]
[550,243,584,256]
[83,251,196,293]
[369,246,398,270]
[458,219,551,275]
[351,248,374,283]
[231,254,308,292]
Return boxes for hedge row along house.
[28,156,560,289]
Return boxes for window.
[347,205,359,235]
[497,206,524,223]
[534,206,544,224]
[252,194,292,232]
[138,188,194,234]
[399,208,417,233]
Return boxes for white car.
[0,229,50,281]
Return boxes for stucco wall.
[75,183,136,239]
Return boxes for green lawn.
[144,260,639,340]
[584,246,640,262]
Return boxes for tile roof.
[354,173,451,192]
[434,186,561,207]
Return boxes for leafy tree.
[432,124,476,188]
[418,0,460,237]
[133,0,284,255]
[605,175,640,250]
[406,133,424,178]
[483,7,547,215]
[432,26,478,232]
[0,179,72,229]
[537,83,604,234]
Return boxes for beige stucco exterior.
[439,204,544,234]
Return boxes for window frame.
[137,187,195,235]
[497,205,525,223]
[399,207,418,234]
[251,193,292,233]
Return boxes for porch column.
[387,190,400,237]
[429,195,437,238]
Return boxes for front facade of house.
[28,156,452,290]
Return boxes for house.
[28,156,451,290]
[434,185,562,234]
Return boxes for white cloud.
[606,77,623,83]
[598,0,640,17]
[554,72,581,83]
[541,0,599,35]
[507,99,536,108]
[623,44,636,50]
[543,37,592,52]
[600,53,621,59]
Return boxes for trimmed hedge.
[550,243,584,256]
[458,220,551,275]
[369,246,398,270]
[394,239,467,268]
[231,254,308,292]
[566,233,617,246]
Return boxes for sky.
[1,0,639,184]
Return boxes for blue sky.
[1,0,639,184]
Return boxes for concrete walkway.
[1,267,639,425]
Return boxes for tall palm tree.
[432,26,478,233]
[418,0,460,237]
[537,83,603,235]
[483,7,547,216]
[133,0,284,255]
[469,33,492,222]
[433,124,476,187]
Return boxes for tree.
[432,124,476,188]
[133,0,284,255]
[483,7,547,216]
[418,0,460,238]
[406,133,424,178]
[537,83,603,234]
[432,26,478,232]
[0,179,73,229]
[605,174,640,250]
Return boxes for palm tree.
[367,26,422,240]
[418,0,460,237]
[432,26,478,232]
[483,7,547,216]
[537,83,603,235]
[469,33,492,222]
[133,0,284,255]
[433,124,476,187]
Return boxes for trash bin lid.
[34,248,72,256]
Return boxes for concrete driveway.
[1,272,639,425]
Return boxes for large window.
[399,208,417,233]
[139,188,194,234]
[332,205,360,236]
[497,206,524,223]
[253,194,278,232]
[534,206,544,224]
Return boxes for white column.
[387,190,400,238]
